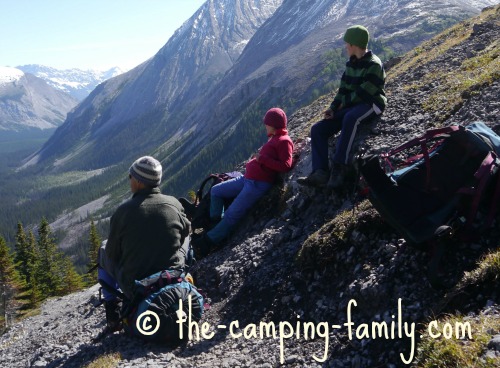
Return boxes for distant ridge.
[0,66,78,134]
[23,0,495,198]
[17,64,124,101]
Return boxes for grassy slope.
[296,5,500,366]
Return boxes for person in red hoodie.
[193,107,294,257]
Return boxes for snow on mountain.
[0,66,24,85]
[0,67,78,132]
[16,65,124,101]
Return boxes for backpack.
[359,122,500,286]
[360,122,500,244]
[97,239,205,342]
[122,269,206,343]
[179,171,242,231]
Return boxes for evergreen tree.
[34,219,84,298]
[14,224,42,307]
[87,219,101,285]
[25,231,41,308]
[58,256,84,294]
[14,222,29,281]
[36,218,63,298]
[0,235,23,330]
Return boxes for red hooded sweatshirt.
[245,131,294,183]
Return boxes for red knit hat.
[263,107,287,129]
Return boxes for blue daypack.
[123,270,205,343]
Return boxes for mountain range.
[0,66,78,139]
[0,65,123,154]
[20,0,495,195]
[16,65,124,101]
[1,0,497,246]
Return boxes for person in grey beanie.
[97,156,191,332]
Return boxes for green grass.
[295,200,387,269]
[420,44,499,122]
[388,5,499,80]
[387,5,500,125]
[457,250,500,288]
[83,352,122,368]
[387,20,472,82]
[29,169,109,190]
[415,249,500,367]
[415,313,500,367]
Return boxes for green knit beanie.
[343,25,369,49]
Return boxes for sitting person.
[193,107,294,257]
[298,25,387,188]
[98,156,191,331]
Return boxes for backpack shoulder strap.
[385,126,460,156]
[196,174,219,204]
[457,151,499,229]
[485,154,500,227]
[382,126,462,188]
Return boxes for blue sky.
[0,0,206,71]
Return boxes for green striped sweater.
[330,51,387,112]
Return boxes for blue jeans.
[311,104,376,170]
[208,175,272,242]
[98,242,120,302]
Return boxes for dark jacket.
[105,187,190,299]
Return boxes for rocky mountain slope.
[0,66,78,133]
[9,0,494,253]
[1,5,498,367]
[17,65,124,101]
[21,0,494,196]
[21,0,283,172]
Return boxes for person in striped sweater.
[298,25,387,188]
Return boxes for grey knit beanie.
[129,156,162,187]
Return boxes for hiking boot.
[327,164,347,189]
[192,233,217,259]
[104,299,122,332]
[297,169,329,187]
